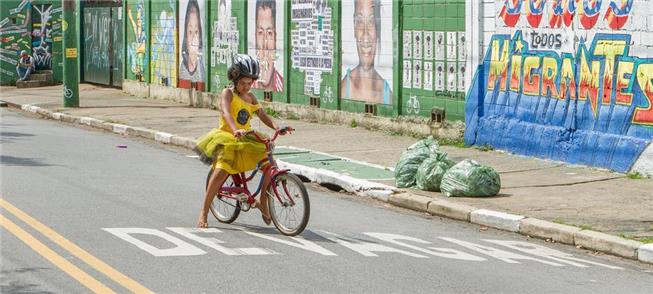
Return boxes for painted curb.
[574,230,642,259]
[129,127,156,139]
[7,102,652,264]
[112,124,130,135]
[388,193,431,211]
[154,131,173,144]
[519,218,579,245]
[470,209,525,232]
[427,199,475,222]
[638,244,653,264]
[276,160,397,198]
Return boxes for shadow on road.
[0,155,51,167]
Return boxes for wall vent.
[431,107,445,123]
[364,104,377,115]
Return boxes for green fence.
[401,0,466,121]
[119,0,468,122]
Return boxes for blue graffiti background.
[465,32,653,172]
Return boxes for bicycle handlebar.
[242,126,293,143]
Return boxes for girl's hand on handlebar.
[278,126,294,135]
[233,129,247,138]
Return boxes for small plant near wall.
[350,119,358,128]
[626,172,643,179]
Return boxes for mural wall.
[151,0,177,87]
[465,0,653,173]
[178,0,205,90]
[340,0,393,105]
[0,0,62,85]
[248,0,284,93]
[126,0,148,82]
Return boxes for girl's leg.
[198,168,229,228]
[258,164,273,225]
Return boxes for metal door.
[110,6,123,87]
[83,7,111,85]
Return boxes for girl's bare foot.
[254,199,272,225]
[197,214,208,228]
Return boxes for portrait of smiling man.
[252,0,284,92]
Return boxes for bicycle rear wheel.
[206,169,241,223]
[267,173,310,236]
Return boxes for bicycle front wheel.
[267,173,310,236]
[207,170,241,223]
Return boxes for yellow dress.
[194,91,268,174]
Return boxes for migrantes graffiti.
[485,31,652,127]
[500,0,634,30]
[465,31,652,172]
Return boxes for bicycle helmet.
[228,54,260,82]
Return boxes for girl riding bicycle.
[194,54,288,228]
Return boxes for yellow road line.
[0,214,116,293]
[0,199,155,294]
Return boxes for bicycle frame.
[216,128,296,207]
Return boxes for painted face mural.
[179,0,205,90]
[340,0,393,105]
[249,0,284,92]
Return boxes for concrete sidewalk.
[2,84,652,264]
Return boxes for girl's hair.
[181,0,203,69]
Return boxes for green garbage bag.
[415,153,455,192]
[440,159,501,197]
[395,137,442,188]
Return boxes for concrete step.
[16,80,54,88]
[35,70,53,75]
[29,73,53,82]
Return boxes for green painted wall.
[288,0,339,110]
[401,0,465,121]
[110,0,467,123]
[0,0,31,85]
[0,0,62,85]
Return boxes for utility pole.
[62,0,79,107]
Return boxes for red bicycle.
[206,127,310,236]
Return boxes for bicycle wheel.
[267,173,310,236]
[207,169,241,223]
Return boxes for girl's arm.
[220,89,241,136]
[251,94,279,131]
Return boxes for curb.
[6,103,651,265]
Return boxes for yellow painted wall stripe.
[0,214,116,293]
[0,199,155,294]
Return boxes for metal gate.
[82,1,123,87]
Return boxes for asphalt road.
[2,108,652,294]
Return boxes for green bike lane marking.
[274,147,394,180]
